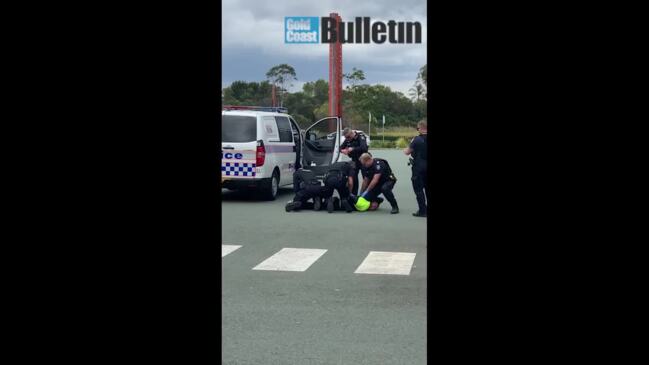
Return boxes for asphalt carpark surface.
[221,149,427,365]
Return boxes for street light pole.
[368,112,371,138]
[382,115,385,144]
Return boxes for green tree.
[413,99,427,120]
[265,64,297,107]
[313,102,329,120]
[222,80,273,106]
[342,84,417,128]
[419,64,427,85]
[221,74,426,128]
[343,67,366,90]
[283,91,317,128]
[417,64,427,99]
[408,83,425,101]
[302,79,328,105]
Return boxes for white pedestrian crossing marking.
[222,245,242,257]
[354,251,417,275]
[252,248,327,272]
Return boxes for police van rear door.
[301,116,341,177]
[221,113,258,180]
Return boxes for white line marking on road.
[354,251,417,275]
[222,245,242,257]
[252,248,327,272]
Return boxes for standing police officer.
[404,120,428,217]
[339,128,368,195]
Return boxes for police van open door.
[301,116,342,177]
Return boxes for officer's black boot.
[382,187,399,214]
[285,200,302,212]
[325,197,334,213]
[325,198,334,213]
[313,198,322,211]
[414,191,427,217]
[387,198,399,214]
[332,197,341,211]
[341,198,353,213]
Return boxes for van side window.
[289,118,300,141]
[275,116,293,143]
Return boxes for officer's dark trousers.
[293,184,328,204]
[350,161,361,195]
[292,174,303,193]
[325,180,350,201]
[365,180,398,208]
[412,164,428,213]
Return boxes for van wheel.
[260,171,279,201]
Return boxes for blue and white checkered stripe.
[222,162,256,177]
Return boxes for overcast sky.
[222,0,427,96]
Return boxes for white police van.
[221,106,343,200]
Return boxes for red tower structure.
[271,84,277,107]
[328,13,343,122]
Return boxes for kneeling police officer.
[322,161,355,213]
[285,168,328,212]
[358,153,399,214]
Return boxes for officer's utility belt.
[298,179,320,189]
[388,173,397,182]
[324,169,343,180]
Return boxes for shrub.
[370,140,395,149]
[395,137,409,148]
[369,135,399,142]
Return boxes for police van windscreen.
[222,115,257,142]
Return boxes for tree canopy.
[223,64,427,129]
[343,67,366,89]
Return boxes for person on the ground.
[348,194,384,211]
[403,120,428,217]
[358,153,399,214]
[339,128,368,195]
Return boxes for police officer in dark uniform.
[358,153,399,214]
[322,161,354,213]
[404,120,428,217]
[339,128,368,195]
[285,168,329,212]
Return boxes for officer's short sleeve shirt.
[376,160,390,179]
[361,165,370,179]
[410,135,423,150]
[363,160,387,181]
